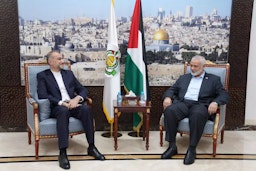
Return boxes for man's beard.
[191,69,203,77]
[59,64,64,69]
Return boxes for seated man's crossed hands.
[163,97,218,115]
[62,96,82,110]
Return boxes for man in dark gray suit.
[37,51,105,170]
[161,55,229,165]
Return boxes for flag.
[124,0,149,132]
[103,0,120,124]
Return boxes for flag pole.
[110,122,113,137]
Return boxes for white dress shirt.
[51,70,71,105]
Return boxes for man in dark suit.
[37,51,105,170]
[161,55,229,165]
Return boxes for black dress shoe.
[58,153,70,169]
[161,145,178,159]
[88,146,105,160]
[183,149,196,165]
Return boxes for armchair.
[24,62,92,159]
[159,62,230,157]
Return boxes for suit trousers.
[51,105,94,149]
[164,100,209,147]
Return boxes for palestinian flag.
[124,0,149,132]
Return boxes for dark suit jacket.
[163,72,229,106]
[37,69,88,107]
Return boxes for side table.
[113,99,151,150]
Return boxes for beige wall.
[245,0,256,125]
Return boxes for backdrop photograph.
[18,0,232,86]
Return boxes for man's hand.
[62,96,81,109]
[163,97,172,110]
[208,102,218,115]
[68,96,81,109]
[62,101,70,109]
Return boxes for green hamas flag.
[124,0,149,133]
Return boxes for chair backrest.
[184,62,230,91]
[24,62,71,98]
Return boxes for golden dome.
[153,29,169,40]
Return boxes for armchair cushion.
[39,117,84,135]
[160,113,215,134]
[34,93,51,121]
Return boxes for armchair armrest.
[218,104,226,128]
[86,97,93,106]
[26,93,38,109]
[159,113,165,130]
[213,104,226,136]
[26,96,39,133]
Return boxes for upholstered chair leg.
[35,140,39,159]
[213,138,217,157]
[221,128,224,144]
[160,128,163,146]
[28,126,31,144]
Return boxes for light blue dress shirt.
[184,72,205,101]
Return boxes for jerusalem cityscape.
[18,3,231,86]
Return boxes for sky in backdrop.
[18,0,232,21]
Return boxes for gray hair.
[45,50,59,64]
[191,55,206,66]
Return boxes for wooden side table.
[113,98,151,150]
